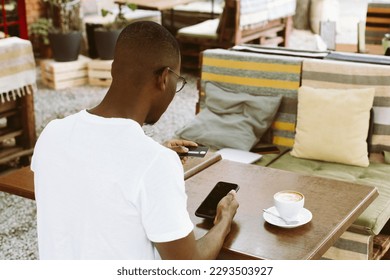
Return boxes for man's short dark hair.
[114,21,180,71]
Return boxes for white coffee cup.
[274,190,304,221]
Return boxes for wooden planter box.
[88,59,113,87]
[40,55,91,89]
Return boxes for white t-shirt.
[31,110,194,259]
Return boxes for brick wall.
[25,0,45,26]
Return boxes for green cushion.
[258,152,390,235]
[176,82,282,150]
[384,151,390,164]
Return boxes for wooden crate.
[88,59,113,87]
[40,55,91,89]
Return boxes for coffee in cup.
[274,190,304,221]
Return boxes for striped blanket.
[240,0,268,28]
[267,0,297,21]
[200,48,302,147]
[0,37,36,103]
[301,59,390,153]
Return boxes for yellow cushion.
[291,86,375,167]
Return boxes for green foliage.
[29,18,53,45]
[100,2,138,31]
[42,0,82,33]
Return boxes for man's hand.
[155,189,239,260]
[214,190,239,228]
[164,139,198,163]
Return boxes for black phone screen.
[195,181,239,219]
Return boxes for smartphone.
[195,181,239,219]
[250,145,280,154]
[178,146,209,158]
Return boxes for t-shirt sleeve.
[139,148,194,243]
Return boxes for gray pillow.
[176,83,282,150]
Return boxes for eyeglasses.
[155,67,187,93]
[167,68,187,93]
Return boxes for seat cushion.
[291,86,375,167]
[200,49,303,148]
[173,1,223,14]
[176,18,219,39]
[240,0,268,29]
[267,0,297,21]
[176,82,282,150]
[264,152,390,235]
[301,59,390,153]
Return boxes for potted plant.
[29,18,53,58]
[43,0,83,62]
[94,1,137,60]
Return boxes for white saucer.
[263,206,312,228]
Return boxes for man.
[31,21,238,260]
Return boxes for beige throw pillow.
[291,86,375,167]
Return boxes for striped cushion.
[200,49,302,147]
[240,0,268,29]
[239,0,296,29]
[267,0,297,21]
[301,59,390,153]
[176,18,219,38]
[173,1,223,14]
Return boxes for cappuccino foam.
[275,192,303,202]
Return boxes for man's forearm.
[194,217,232,259]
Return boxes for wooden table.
[336,43,385,55]
[186,160,378,260]
[0,160,378,259]
[0,167,34,200]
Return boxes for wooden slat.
[40,56,90,89]
[366,16,390,24]
[42,77,88,90]
[42,69,88,82]
[0,129,23,142]
[372,234,390,260]
[87,60,113,87]
[40,55,91,73]
[0,147,33,165]
[366,26,390,32]
[0,108,18,119]
[88,77,111,87]
[88,70,112,79]
[367,7,390,14]
[88,59,113,70]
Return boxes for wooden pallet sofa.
[365,2,390,45]
[176,0,296,70]
[161,0,224,35]
[176,47,390,259]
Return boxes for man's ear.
[156,67,169,92]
